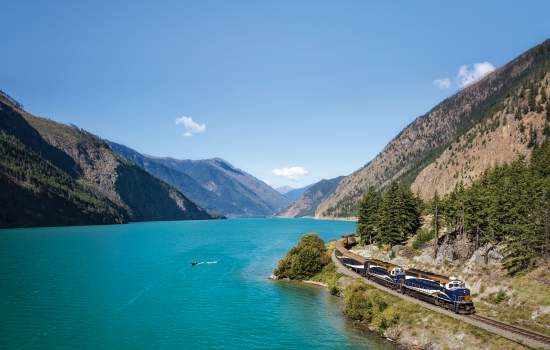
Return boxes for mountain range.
[279,176,344,217]
[0,92,212,228]
[107,141,290,217]
[3,39,549,226]
[276,185,310,202]
[305,39,550,218]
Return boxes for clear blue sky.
[2,1,549,188]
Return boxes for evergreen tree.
[356,188,382,244]
[528,85,537,111]
[432,191,440,258]
[439,142,550,275]
[531,143,550,258]
[378,182,421,245]
[378,183,403,245]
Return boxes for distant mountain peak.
[279,176,344,217]
[109,142,290,217]
[276,186,294,194]
[206,157,245,176]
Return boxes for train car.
[341,257,365,274]
[402,270,475,314]
[334,242,475,314]
[363,259,406,290]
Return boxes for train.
[339,255,475,315]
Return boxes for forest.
[356,141,550,275]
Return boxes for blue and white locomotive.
[363,259,406,289]
[402,269,475,314]
[335,235,475,314]
[342,257,405,287]
[338,252,475,314]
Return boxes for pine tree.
[531,143,550,258]
[399,185,422,238]
[503,224,538,275]
[437,141,549,275]
[357,188,382,244]
[378,182,403,245]
[378,182,421,245]
[432,191,440,259]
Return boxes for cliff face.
[316,39,550,217]
[0,94,211,228]
[109,141,290,217]
[411,75,549,199]
[279,177,343,217]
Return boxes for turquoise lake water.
[0,218,393,349]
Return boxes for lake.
[0,218,392,349]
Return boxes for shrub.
[327,275,340,296]
[274,233,330,280]
[488,290,509,304]
[411,228,434,250]
[343,281,400,334]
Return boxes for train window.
[447,280,464,289]
[421,280,440,289]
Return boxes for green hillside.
[0,94,212,228]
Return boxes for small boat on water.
[191,261,218,266]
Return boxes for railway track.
[469,314,550,348]
[333,238,550,349]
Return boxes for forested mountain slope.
[0,93,211,228]
[108,141,290,217]
[317,39,550,217]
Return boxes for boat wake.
[191,261,218,266]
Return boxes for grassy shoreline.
[273,234,532,350]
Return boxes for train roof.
[406,268,449,284]
[335,240,404,270]
[365,258,402,270]
[334,238,449,283]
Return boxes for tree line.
[356,182,421,246]
[356,142,550,275]
[432,142,550,275]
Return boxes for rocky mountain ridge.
[108,141,290,217]
[316,39,550,217]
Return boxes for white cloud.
[433,78,451,89]
[175,116,206,137]
[433,61,496,90]
[272,166,308,180]
[457,62,495,88]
